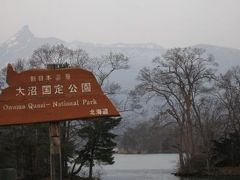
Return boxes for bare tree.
[192,96,224,171]
[29,44,71,68]
[92,52,129,86]
[217,66,240,132]
[69,49,91,70]
[135,47,216,171]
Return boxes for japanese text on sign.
[30,73,71,82]
[16,83,92,96]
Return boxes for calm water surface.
[100,154,239,180]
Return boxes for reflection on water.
[100,154,240,180]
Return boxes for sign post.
[47,64,63,180]
[49,122,62,180]
[0,64,120,180]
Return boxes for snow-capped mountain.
[0,25,64,67]
[0,26,240,90]
[0,26,166,89]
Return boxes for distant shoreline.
[174,167,240,177]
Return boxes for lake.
[95,154,240,180]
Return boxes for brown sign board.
[0,64,120,126]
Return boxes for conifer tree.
[72,117,121,179]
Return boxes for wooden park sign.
[0,64,120,180]
[0,64,120,125]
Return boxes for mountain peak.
[4,25,35,45]
[16,25,34,38]
[0,25,35,50]
[19,25,31,32]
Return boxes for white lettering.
[55,74,61,81]
[54,85,64,94]
[52,100,79,107]
[16,87,25,96]
[46,75,52,81]
[27,103,46,110]
[90,109,95,115]
[68,84,78,93]
[102,108,109,115]
[3,104,26,110]
[30,76,36,82]
[38,76,44,81]
[82,98,97,105]
[42,85,52,95]
[28,86,37,96]
[81,83,91,93]
[65,73,71,80]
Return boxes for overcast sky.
[0,0,240,49]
